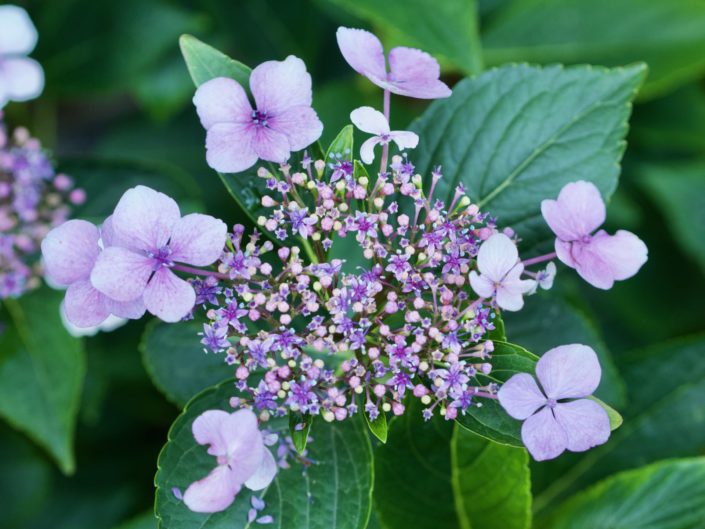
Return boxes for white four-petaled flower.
[350,106,419,164]
[0,5,44,108]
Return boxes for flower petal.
[244,447,277,491]
[476,233,519,281]
[496,284,527,311]
[192,409,231,456]
[90,247,152,302]
[169,213,227,266]
[350,106,389,135]
[252,125,291,164]
[41,219,100,285]
[390,131,419,151]
[574,230,648,290]
[0,58,44,102]
[541,181,605,241]
[387,47,451,99]
[63,280,110,328]
[521,407,567,461]
[250,55,312,115]
[536,344,601,400]
[0,5,38,55]
[143,268,196,322]
[553,399,610,453]
[469,270,494,298]
[111,186,181,252]
[359,136,381,165]
[268,105,323,151]
[193,77,252,129]
[498,373,546,420]
[105,296,146,320]
[183,465,241,513]
[205,122,259,173]
[554,239,577,269]
[336,27,387,82]
[219,409,265,482]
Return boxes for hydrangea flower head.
[469,233,535,311]
[183,408,277,513]
[193,56,323,173]
[90,185,227,322]
[0,5,44,108]
[336,27,451,99]
[541,181,647,289]
[350,106,419,164]
[498,344,610,461]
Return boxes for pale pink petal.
[205,122,259,173]
[476,233,519,281]
[100,215,132,248]
[64,280,110,328]
[336,27,387,82]
[553,399,610,452]
[267,105,323,151]
[111,186,180,252]
[183,465,241,514]
[571,240,615,289]
[90,247,152,302]
[143,268,196,322]
[541,181,605,241]
[536,344,601,400]
[359,136,381,165]
[469,270,494,298]
[244,447,277,491]
[0,5,37,55]
[554,239,577,269]
[350,106,390,135]
[252,125,291,163]
[219,409,265,482]
[498,373,546,420]
[387,47,451,99]
[0,58,44,102]
[390,131,419,151]
[496,285,526,311]
[169,214,227,266]
[41,219,100,285]
[105,296,146,320]
[192,410,232,456]
[250,56,312,114]
[521,407,567,461]
[579,230,648,288]
[193,77,252,129]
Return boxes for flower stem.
[522,252,557,267]
[379,89,391,175]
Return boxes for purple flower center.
[148,245,174,270]
[580,234,592,244]
[546,398,557,409]
[251,110,269,127]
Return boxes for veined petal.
[521,407,567,461]
[111,186,180,252]
[498,373,546,420]
[252,125,290,164]
[336,27,387,81]
[169,213,227,266]
[143,268,196,322]
[495,285,527,311]
[554,399,610,452]
[0,5,38,55]
[63,280,110,328]
[555,239,577,269]
[193,77,252,129]
[90,247,152,302]
[205,122,259,173]
[387,46,451,99]
[41,219,100,285]
[220,409,265,483]
[577,230,648,289]
[350,106,389,135]
[390,130,419,151]
[244,447,277,491]
[536,344,601,400]
[0,58,44,102]
[476,233,519,281]
[105,296,146,320]
[268,105,323,151]
[359,136,381,165]
[541,181,606,241]
[469,270,494,298]
[192,409,232,456]
[251,55,312,114]
[183,465,241,513]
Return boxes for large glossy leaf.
[541,458,705,529]
[482,0,705,99]
[375,403,530,529]
[140,320,233,407]
[0,288,85,474]
[155,381,373,529]
[411,63,645,253]
[179,34,250,88]
[504,294,626,406]
[326,0,482,74]
[533,334,705,510]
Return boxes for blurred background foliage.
[1,0,705,528]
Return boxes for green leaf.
[483,0,705,99]
[288,411,314,454]
[375,403,530,529]
[540,458,705,529]
[452,427,531,529]
[326,0,483,74]
[140,320,232,407]
[325,125,354,171]
[112,511,157,529]
[504,294,626,406]
[533,334,705,511]
[637,161,705,270]
[412,63,646,253]
[0,288,85,474]
[589,397,623,431]
[455,341,538,447]
[363,409,388,444]
[179,34,251,88]
[155,381,374,529]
